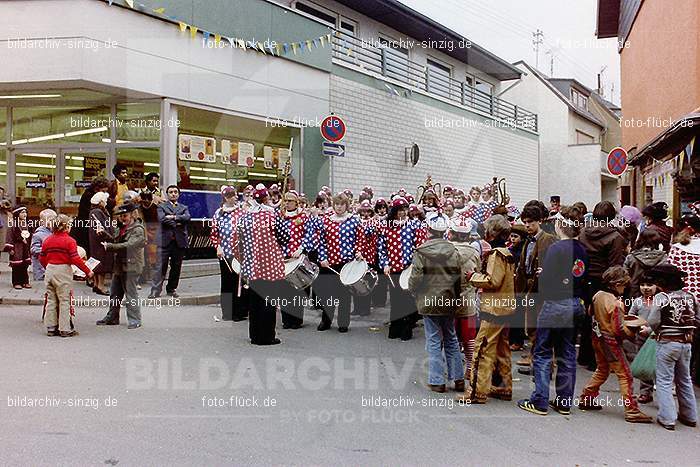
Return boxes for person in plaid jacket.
[378,197,427,340]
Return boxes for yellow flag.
[306,40,312,50]
[276,43,283,55]
[190,26,198,39]
[153,7,165,14]
[320,36,326,47]
[125,0,134,8]
[178,22,187,33]
[292,43,298,55]
[214,34,221,44]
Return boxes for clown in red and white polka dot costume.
[378,199,427,273]
[236,203,284,282]
[668,234,700,301]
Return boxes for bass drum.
[340,259,378,296]
[399,265,413,290]
[284,255,319,290]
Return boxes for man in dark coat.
[149,185,190,299]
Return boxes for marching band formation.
[209,176,516,346]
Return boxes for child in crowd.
[39,215,93,337]
[626,277,657,404]
[4,206,33,289]
[578,265,652,423]
[643,264,699,430]
[30,209,57,282]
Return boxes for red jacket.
[40,231,91,275]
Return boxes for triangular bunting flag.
[283,43,289,54]
[214,34,221,44]
[226,37,235,47]
[108,0,114,5]
[291,43,298,55]
[687,136,695,163]
[257,42,266,54]
[203,31,211,43]
[306,40,312,50]
[320,36,326,47]
[299,41,305,51]
[276,43,283,55]
[178,22,188,33]
[153,7,165,14]
[190,26,198,39]
[125,0,134,8]
[267,43,276,55]
[679,151,685,172]
[313,39,319,48]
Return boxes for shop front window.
[116,147,160,192]
[116,102,162,143]
[0,149,7,199]
[62,151,108,216]
[176,106,300,193]
[12,105,110,145]
[14,151,58,213]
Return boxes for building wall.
[274,0,503,93]
[565,144,604,209]
[328,73,538,207]
[588,98,621,153]
[568,111,603,145]
[620,0,699,151]
[0,0,330,124]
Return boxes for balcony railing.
[332,31,538,133]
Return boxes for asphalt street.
[1,302,699,466]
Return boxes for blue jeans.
[529,298,583,410]
[423,315,464,385]
[656,341,698,425]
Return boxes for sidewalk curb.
[0,294,220,306]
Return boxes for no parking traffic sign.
[320,115,346,142]
[607,147,628,176]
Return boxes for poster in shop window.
[179,134,216,163]
[221,140,238,165]
[238,142,255,168]
[263,146,274,169]
[263,147,290,170]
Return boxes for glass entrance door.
[13,150,59,216]
[61,150,108,216]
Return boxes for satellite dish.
[410,143,419,166]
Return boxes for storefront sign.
[229,167,248,178]
[83,156,106,179]
[26,181,47,189]
[238,142,255,168]
[179,134,216,163]
[74,180,92,188]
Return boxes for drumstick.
[387,275,396,288]
[222,256,234,274]
[328,267,341,276]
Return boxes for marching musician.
[353,200,379,316]
[309,192,362,333]
[278,190,309,329]
[236,185,284,346]
[378,197,427,341]
[210,186,248,322]
[453,189,469,216]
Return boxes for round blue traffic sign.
[607,147,628,176]
[320,115,346,142]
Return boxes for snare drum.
[340,260,378,296]
[398,265,413,290]
[284,255,319,290]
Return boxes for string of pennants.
[106,0,333,56]
[647,136,695,187]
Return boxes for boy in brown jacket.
[578,266,652,423]
[457,215,516,404]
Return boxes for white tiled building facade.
[330,74,539,207]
